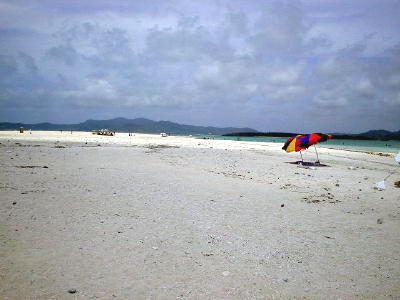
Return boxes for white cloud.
[54,78,117,107]
[267,62,305,85]
[314,96,347,108]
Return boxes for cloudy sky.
[1,0,399,132]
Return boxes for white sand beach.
[0,131,399,299]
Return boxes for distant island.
[0,117,257,135]
[222,130,400,141]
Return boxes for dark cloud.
[0,55,18,78]
[18,52,39,73]
[46,44,79,65]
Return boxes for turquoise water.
[193,135,400,154]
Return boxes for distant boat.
[160,133,168,137]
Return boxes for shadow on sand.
[286,161,330,167]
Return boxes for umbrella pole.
[300,151,303,163]
[314,145,320,163]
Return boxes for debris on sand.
[16,165,48,169]
[364,152,392,157]
[146,144,180,150]
[145,144,180,153]
[374,181,386,190]
[92,129,115,136]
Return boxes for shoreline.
[0,130,397,156]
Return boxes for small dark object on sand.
[281,204,285,207]
[377,218,383,224]
[12,201,16,205]
[68,289,77,294]
[394,180,400,188]
[16,165,48,169]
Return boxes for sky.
[0,0,399,133]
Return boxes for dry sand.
[0,131,399,299]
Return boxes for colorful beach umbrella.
[282,133,332,163]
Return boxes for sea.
[193,135,400,154]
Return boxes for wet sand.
[0,131,399,299]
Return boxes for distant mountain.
[358,129,400,140]
[0,117,258,135]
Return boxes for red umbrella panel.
[282,133,332,162]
